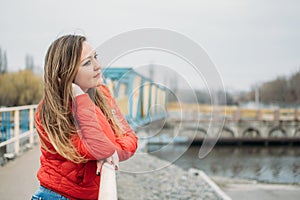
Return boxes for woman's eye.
[83,60,91,66]
[94,54,98,60]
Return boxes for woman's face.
[74,41,103,92]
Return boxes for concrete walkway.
[224,183,300,200]
[0,146,223,200]
[213,176,300,200]
[0,145,40,200]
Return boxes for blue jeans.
[31,186,69,200]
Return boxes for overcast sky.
[0,0,299,91]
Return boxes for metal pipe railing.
[99,163,118,200]
[98,151,119,200]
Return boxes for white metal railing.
[0,105,38,157]
[99,163,118,200]
[99,151,119,200]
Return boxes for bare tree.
[290,70,300,103]
[0,47,2,73]
[25,54,35,71]
[2,51,7,73]
[0,47,8,74]
[260,77,288,103]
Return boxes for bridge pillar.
[260,125,271,138]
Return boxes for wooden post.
[14,110,20,155]
[29,108,34,144]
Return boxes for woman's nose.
[93,59,101,71]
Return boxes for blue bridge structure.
[102,67,168,130]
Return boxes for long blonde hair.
[38,35,122,163]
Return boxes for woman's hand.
[96,151,119,176]
[72,83,84,96]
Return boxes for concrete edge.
[189,168,232,200]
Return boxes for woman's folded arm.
[72,93,117,160]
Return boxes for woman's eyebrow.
[81,56,92,63]
[80,51,96,63]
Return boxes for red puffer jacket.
[35,85,138,200]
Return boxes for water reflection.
[148,144,300,184]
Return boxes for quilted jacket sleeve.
[99,85,138,161]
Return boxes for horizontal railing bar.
[0,105,38,112]
[0,130,36,148]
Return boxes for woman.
[32,35,138,200]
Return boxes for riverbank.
[116,153,229,200]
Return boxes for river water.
[147,144,300,184]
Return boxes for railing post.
[14,110,20,155]
[256,109,262,121]
[29,108,34,145]
[294,109,299,121]
[234,109,241,121]
[274,109,279,122]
